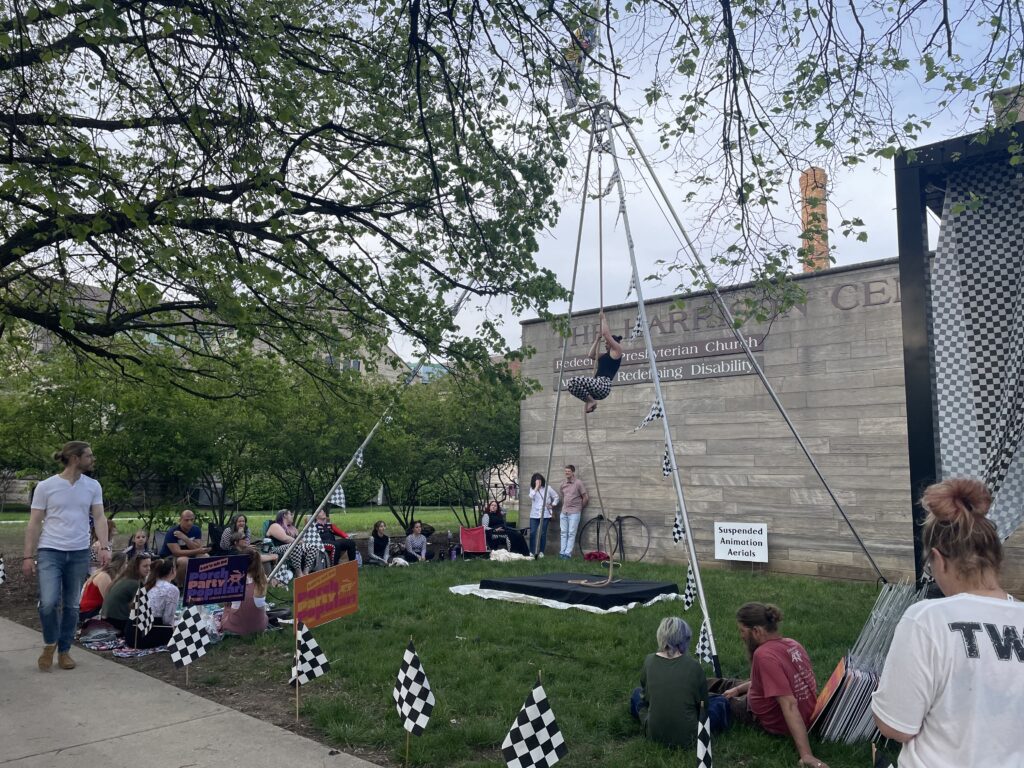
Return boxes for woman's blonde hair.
[920,477,1002,580]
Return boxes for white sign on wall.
[714,522,768,563]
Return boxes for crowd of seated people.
[314,507,358,565]
[79,552,127,622]
[125,557,179,649]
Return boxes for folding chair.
[460,526,488,559]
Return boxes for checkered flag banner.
[634,400,664,432]
[628,312,643,340]
[393,641,435,736]
[0,555,6,586]
[599,169,620,198]
[697,702,713,768]
[291,621,330,686]
[501,678,568,768]
[683,563,697,610]
[354,447,364,469]
[695,618,713,665]
[662,444,674,477]
[129,584,154,637]
[301,519,326,554]
[672,513,685,544]
[168,606,211,667]
[625,273,636,298]
[328,484,346,509]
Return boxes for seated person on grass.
[100,553,153,636]
[314,507,358,565]
[221,547,269,637]
[126,557,178,649]
[481,500,530,556]
[79,552,127,623]
[717,602,830,768]
[220,513,251,551]
[158,509,210,584]
[267,509,320,577]
[368,520,391,566]
[630,616,713,748]
[404,520,433,562]
[122,529,149,559]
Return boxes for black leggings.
[331,538,358,565]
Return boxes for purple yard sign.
[183,554,250,606]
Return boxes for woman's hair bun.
[921,477,992,523]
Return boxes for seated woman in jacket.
[368,520,391,566]
[404,521,433,562]
[630,616,711,748]
[126,557,179,648]
[79,552,127,622]
[221,548,269,637]
[314,507,358,565]
[101,553,153,635]
[481,500,530,556]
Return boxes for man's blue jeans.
[36,548,90,652]
[559,513,580,557]
[529,518,549,555]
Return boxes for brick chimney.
[799,167,829,272]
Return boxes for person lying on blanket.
[566,310,623,413]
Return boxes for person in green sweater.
[100,553,152,635]
[630,616,710,747]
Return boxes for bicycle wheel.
[609,515,651,563]
[576,514,617,558]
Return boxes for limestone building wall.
[520,258,1024,590]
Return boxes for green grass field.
[211,558,877,767]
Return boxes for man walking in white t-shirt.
[23,441,109,671]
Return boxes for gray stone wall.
[520,259,1023,590]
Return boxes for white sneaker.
[537,552,544,558]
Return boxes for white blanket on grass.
[449,582,683,614]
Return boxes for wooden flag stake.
[185,664,189,688]
[404,731,410,768]
[294,598,300,722]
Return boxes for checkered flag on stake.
[291,621,330,686]
[628,312,643,340]
[697,701,713,768]
[634,400,664,432]
[168,606,211,667]
[662,444,674,477]
[129,584,154,636]
[683,563,697,610]
[695,618,713,665]
[393,641,435,736]
[354,448,364,469]
[501,678,568,768]
[625,273,636,298]
[328,484,346,509]
[672,513,685,544]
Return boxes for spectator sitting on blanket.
[101,553,153,636]
[158,509,210,585]
[404,520,433,562]
[79,552,127,623]
[221,547,269,637]
[220,513,251,551]
[126,557,178,649]
[314,507,358,565]
[718,603,829,768]
[266,509,319,577]
[481,500,530,556]
[630,616,715,748]
[122,529,149,559]
[367,520,391,567]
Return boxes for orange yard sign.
[293,561,359,628]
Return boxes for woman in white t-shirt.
[871,477,1023,768]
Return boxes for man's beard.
[744,633,760,659]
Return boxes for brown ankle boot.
[58,651,76,670]
[38,644,56,671]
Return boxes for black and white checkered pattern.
[393,641,435,735]
[0,555,6,586]
[291,621,330,686]
[634,400,663,432]
[501,680,568,768]
[695,618,713,664]
[697,702,713,768]
[129,585,154,636]
[628,312,643,340]
[599,170,619,199]
[672,513,685,544]
[662,444,674,477]
[168,606,211,667]
[625,273,636,298]
[931,162,1024,539]
[301,519,327,555]
[566,375,612,403]
[683,563,697,610]
[354,448,364,469]
[328,484,346,509]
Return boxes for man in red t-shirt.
[721,602,829,768]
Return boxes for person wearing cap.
[565,310,624,413]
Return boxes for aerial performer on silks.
[567,311,624,413]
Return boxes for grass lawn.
[209,558,877,767]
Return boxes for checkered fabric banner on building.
[0,555,6,586]
[291,621,330,686]
[168,606,211,667]
[628,312,643,340]
[931,161,1024,539]
[697,702,713,768]
[662,444,674,477]
[695,618,713,664]
[501,678,568,768]
[683,563,697,610]
[634,400,664,432]
[328,484,346,509]
[393,641,435,736]
[129,584,154,637]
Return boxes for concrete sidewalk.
[0,617,380,768]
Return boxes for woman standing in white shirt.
[871,477,1023,768]
[528,472,559,557]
